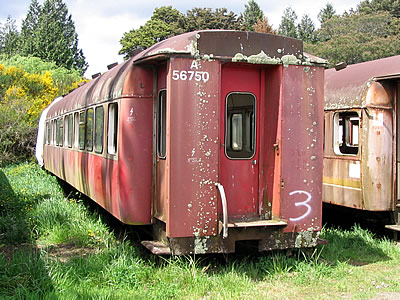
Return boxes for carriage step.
[228,219,287,228]
[141,240,171,255]
[385,224,400,241]
[385,224,400,232]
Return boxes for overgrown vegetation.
[1,163,399,299]
[0,56,85,166]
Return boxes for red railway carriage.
[36,30,326,255]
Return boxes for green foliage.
[358,0,400,18]
[0,55,83,96]
[19,0,41,56]
[119,6,184,59]
[0,16,20,57]
[184,7,244,32]
[305,12,400,66]
[17,0,87,75]
[0,56,85,165]
[278,7,298,38]
[318,3,337,24]
[119,6,244,59]
[298,14,316,42]
[242,0,264,31]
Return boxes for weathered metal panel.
[167,57,220,238]
[155,64,168,223]
[258,66,281,219]
[362,108,393,211]
[220,65,260,220]
[325,55,400,110]
[133,30,313,66]
[119,97,153,224]
[280,65,324,233]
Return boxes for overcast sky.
[1,0,361,77]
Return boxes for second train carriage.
[36,30,326,254]
[323,55,400,239]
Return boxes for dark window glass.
[95,106,104,153]
[68,114,73,148]
[79,111,86,150]
[86,108,94,151]
[157,90,167,158]
[225,93,256,159]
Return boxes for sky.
[0,0,361,77]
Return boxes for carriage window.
[68,114,73,148]
[226,92,256,159]
[107,103,118,155]
[95,106,104,153]
[334,112,359,155]
[56,118,63,146]
[64,115,70,147]
[86,108,94,151]
[157,90,167,158]
[74,112,79,148]
[46,122,50,144]
[79,111,86,150]
[53,120,56,145]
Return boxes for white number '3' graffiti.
[289,190,312,221]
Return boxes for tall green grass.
[1,162,400,299]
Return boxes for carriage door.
[397,81,400,202]
[220,66,260,220]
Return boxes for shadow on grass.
[0,169,55,298]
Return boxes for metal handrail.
[215,183,228,238]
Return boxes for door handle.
[251,159,257,165]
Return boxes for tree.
[19,0,87,74]
[278,7,298,38]
[297,14,315,43]
[20,0,41,56]
[184,8,243,32]
[119,6,184,59]
[0,16,20,57]
[304,12,400,67]
[243,0,264,31]
[253,16,276,34]
[318,3,337,24]
[358,0,400,18]
[119,6,244,59]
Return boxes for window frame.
[225,92,257,160]
[94,106,104,154]
[333,111,360,156]
[86,108,94,151]
[157,89,167,159]
[107,102,118,155]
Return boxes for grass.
[0,162,400,299]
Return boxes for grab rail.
[215,183,228,238]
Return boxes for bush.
[0,56,86,166]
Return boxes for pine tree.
[278,7,298,38]
[318,3,337,24]
[243,0,264,31]
[20,0,87,74]
[298,14,315,42]
[0,16,20,57]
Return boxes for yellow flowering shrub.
[0,61,86,165]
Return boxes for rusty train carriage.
[36,30,326,255]
[323,55,400,238]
